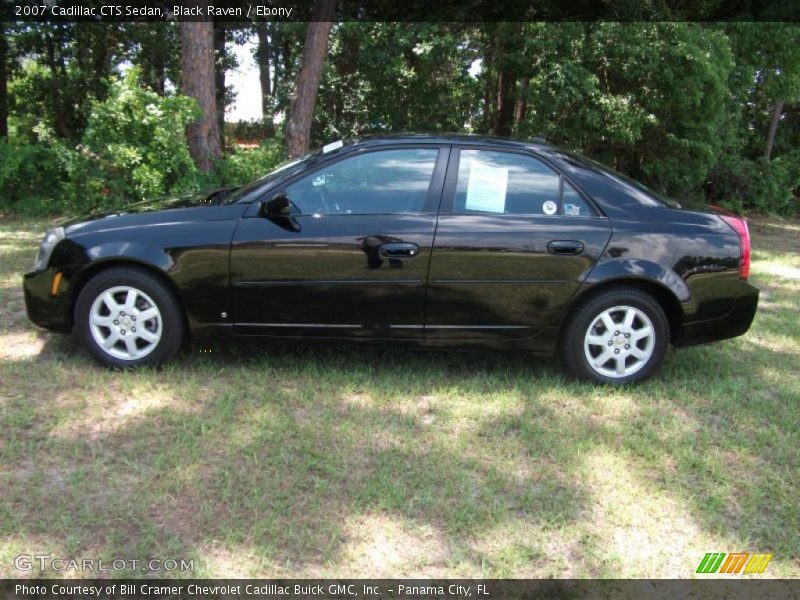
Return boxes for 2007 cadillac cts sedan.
[24,135,758,384]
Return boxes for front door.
[425,147,612,343]
[230,146,448,339]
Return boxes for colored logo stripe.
[744,554,773,574]
[720,553,749,573]
[696,552,773,574]
[697,553,726,573]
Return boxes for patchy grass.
[0,214,798,579]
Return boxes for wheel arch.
[68,259,187,332]
[566,277,684,344]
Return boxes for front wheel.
[561,287,669,384]
[74,267,185,367]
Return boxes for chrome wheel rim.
[89,286,162,361]
[583,305,655,379]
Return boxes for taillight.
[720,215,751,280]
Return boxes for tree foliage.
[0,21,799,216]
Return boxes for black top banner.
[2,579,800,600]
[1,0,799,22]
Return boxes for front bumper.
[673,280,760,347]
[23,268,73,333]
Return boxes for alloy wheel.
[88,285,163,361]
[583,305,655,379]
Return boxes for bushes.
[708,153,800,216]
[214,141,286,188]
[0,139,69,215]
[79,68,200,203]
[0,70,287,216]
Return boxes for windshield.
[223,154,315,204]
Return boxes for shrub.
[0,138,70,215]
[79,67,200,203]
[708,153,800,216]
[214,140,287,187]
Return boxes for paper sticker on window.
[563,203,581,216]
[465,160,508,213]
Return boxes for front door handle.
[380,242,419,258]
[547,240,585,255]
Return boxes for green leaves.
[80,67,199,202]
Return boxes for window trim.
[249,144,450,217]
[440,146,604,218]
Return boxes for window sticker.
[563,203,581,216]
[543,200,558,215]
[465,160,508,213]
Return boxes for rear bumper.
[673,280,759,346]
[23,268,73,333]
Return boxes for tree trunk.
[0,26,7,138]
[180,3,222,172]
[213,21,226,150]
[45,32,71,139]
[255,22,275,137]
[493,69,516,137]
[284,0,336,158]
[765,99,784,160]
[514,76,529,131]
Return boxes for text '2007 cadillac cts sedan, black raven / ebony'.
[24,135,759,384]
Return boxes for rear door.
[230,145,448,339]
[425,147,612,343]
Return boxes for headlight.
[33,227,65,271]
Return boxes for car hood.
[61,187,241,236]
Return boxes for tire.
[74,266,185,368]
[561,287,669,385]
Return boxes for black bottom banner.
[1,579,799,600]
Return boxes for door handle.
[380,242,419,258]
[547,240,584,255]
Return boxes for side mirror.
[260,193,300,232]
[260,193,293,218]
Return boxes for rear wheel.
[561,287,669,384]
[75,267,184,367]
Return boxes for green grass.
[0,214,798,578]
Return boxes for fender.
[77,240,174,272]
[49,238,176,284]
[581,258,690,303]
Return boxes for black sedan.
[24,135,758,384]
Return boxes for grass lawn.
[0,215,798,579]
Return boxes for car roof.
[340,133,551,153]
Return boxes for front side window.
[285,148,438,215]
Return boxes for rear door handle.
[380,242,419,258]
[547,240,584,255]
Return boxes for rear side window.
[561,181,594,217]
[285,148,438,215]
[454,150,561,215]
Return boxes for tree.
[255,22,276,137]
[180,1,222,171]
[284,0,336,158]
[213,21,227,149]
[490,23,523,137]
[728,23,800,161]
[121,23,181,96]
[0,25,7,137]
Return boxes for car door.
[230,145,449,339]
[425,146,612,344]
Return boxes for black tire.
[561,287,669,385]
[74,266,185,368]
